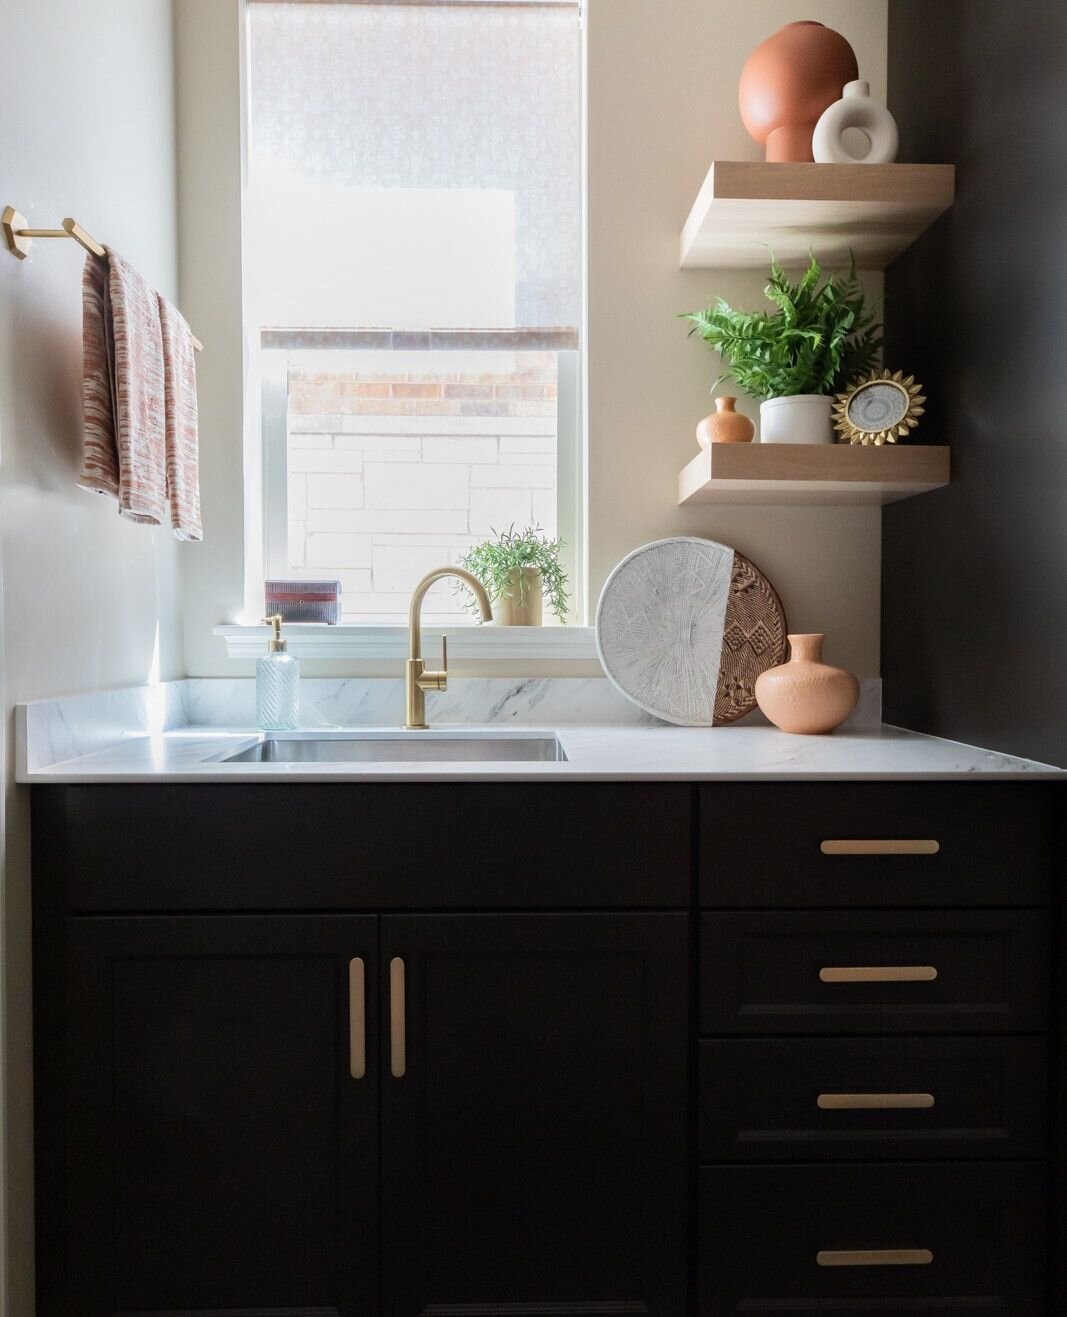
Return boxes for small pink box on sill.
[264,579,342,625]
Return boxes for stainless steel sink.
[223,734,567,764]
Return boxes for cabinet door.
[52,916,379,1317]
[380,913,689,1317]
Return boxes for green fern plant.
[457,525,570,622]
[681,255,883,402]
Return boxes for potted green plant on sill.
[682,254,883,444]
[458,525,569,626]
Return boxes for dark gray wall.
[883,0,1067,767]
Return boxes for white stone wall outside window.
[272,352,569,625]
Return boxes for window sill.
[213,624,598,661]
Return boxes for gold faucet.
[406,567,493,729]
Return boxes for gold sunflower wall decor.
[833,370,926,446]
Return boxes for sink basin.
[223,733,567,764]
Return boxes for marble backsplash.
[184,676,656,729]
[18,683,188,774]
[19,676,882,773]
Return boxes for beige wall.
[0,1,889,1303]
[179,0,888,680]
[586,0,888,678]
[0,0,183,1306]
[175,0,250,680]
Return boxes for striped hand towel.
[79,248,202,540]
[158,294,202,540]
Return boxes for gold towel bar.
[2,205,203,352]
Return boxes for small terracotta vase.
[696,397,755,449]
[494,567,543,626]
[739,21,859,163]
[755,633,859,734]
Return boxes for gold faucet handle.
[432,633,448,689]
[417,634,448,692]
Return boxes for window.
[245,0,583,625]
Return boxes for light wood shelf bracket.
[680,161,956,271]
[678,443,950,508]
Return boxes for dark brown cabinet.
[699,1163,1047,1315]
[698,1035,1049,1162]
[53,916,381,1317]
[699,908,1050,1035]
[379,914,688,1315]
[33,853,689,1316]
[695,783,1057,1316]
[30,780,1061,1316]
[698,781,1053,907]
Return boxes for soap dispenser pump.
[257,614,300,731]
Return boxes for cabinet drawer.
[38,783,692,910]
[699,783,1052,907]
[698,1036,1048,1161]
[700,910,1049,1034]
[698,1163,1046,1316]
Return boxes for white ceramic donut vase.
[813,79,899,164]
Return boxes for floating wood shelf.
[678,443,950,507]
[680,162,956,271]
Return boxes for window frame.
[242,0,589,641]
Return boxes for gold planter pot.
[494,567,543,626]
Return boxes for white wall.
[586,0,889,678]
[0,0,183,1306]
[180,0,888,680]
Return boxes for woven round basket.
[595,537,787,727]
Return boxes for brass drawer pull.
[818,1092,935,1110]
[821,839,940,856]
[817,1248,933,1268]
[820,965,938,983]
[348,958,366,1080]
[390,956,407,1078]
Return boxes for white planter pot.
[759,394,834,444]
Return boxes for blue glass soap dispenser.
[257,614,300,731]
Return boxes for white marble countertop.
[16,721,1062,783]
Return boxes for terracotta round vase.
[739,21,859,163]
[755,633,859,734]
[696,397,755,449]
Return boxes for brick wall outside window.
[286,353,559,625]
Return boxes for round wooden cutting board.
[595,537,788,727]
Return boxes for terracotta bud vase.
[755,633,859,734]
[739,21,859,163]
[696,397,755,449]
[494,567,543,626]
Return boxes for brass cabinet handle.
[817,1249,934,1268]
[818,1092,935,1110]
[820,965,938,983]
[390,956,407,1078]
[348,957,366,1080]
[821,839,940,856]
